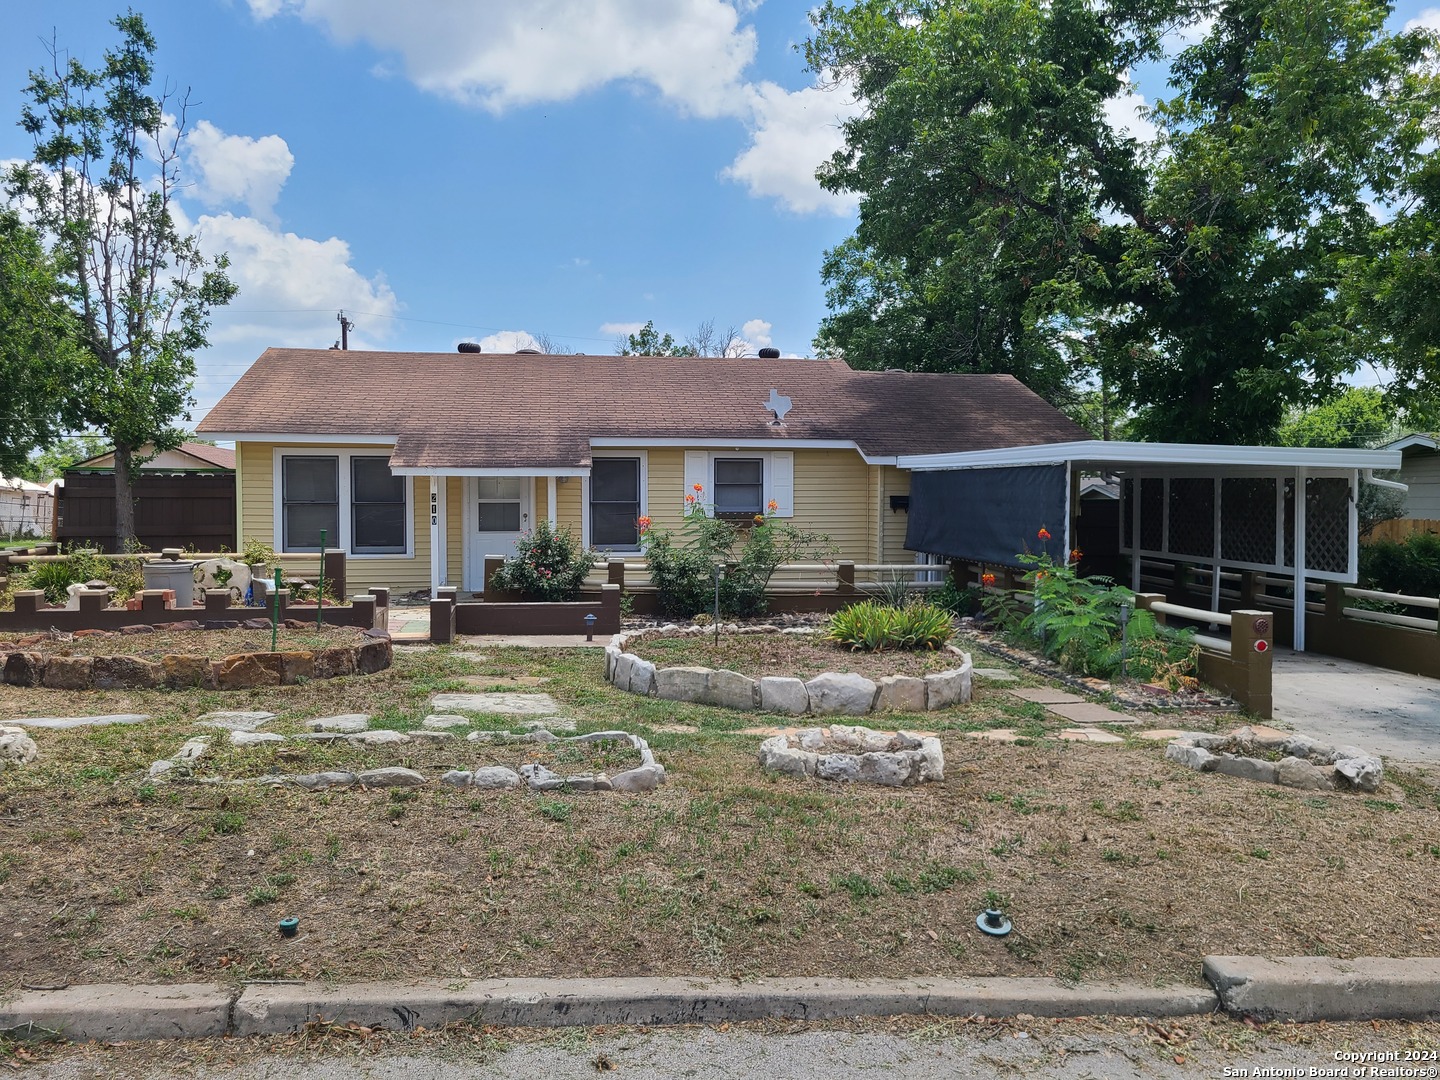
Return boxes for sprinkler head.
[278,917,299,938]
[976,908,1012,937]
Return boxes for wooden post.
[324,549,346,601]
[14,591,43,616]
[837,561,856,595]
[430,595,456,644]
[205,589,233,615]
[351,595,376,629]
[1228,609,1274,719]
[482,555,505,594]
[607,558,626,587]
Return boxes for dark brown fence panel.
[56,473,235,553]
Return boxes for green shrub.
[932,576,983,616]
[827,599,953,651]
[640,496,834,618]
[487,520,599,601]
[1359,533,1440,599]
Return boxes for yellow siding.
[646,449,685,531]
[881,466,914,564]
[446,477,463,585]
[791,449,872,562]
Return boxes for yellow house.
[196,348,1088,595]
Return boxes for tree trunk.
[113,442,137,551]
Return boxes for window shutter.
[684,451,708,515]
[771,451,794,517]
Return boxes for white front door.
[465,477,531,591]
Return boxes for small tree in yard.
[7,12,237,548]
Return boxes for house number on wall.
[430,491,437,527]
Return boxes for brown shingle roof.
[196,349,1091,468]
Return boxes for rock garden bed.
[0,624,391,691]
[608,625,971,717]
[758,724,944,786]
[1165,725,1384,793]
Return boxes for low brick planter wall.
[1,628,392,691]
[604,627,972,716]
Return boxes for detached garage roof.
[196,349,1091,469]
[898,439,1403,473]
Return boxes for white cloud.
[1100,77,1159,145]
[246,0,858,217]
[723,80,863,215]
[1406,8,1440,32]
[741,317,772,350]
[247,0,756,119]
[185,120,295,223]
[599,321,645,336]
[474,330,540,352]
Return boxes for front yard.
[0,637,1436,992]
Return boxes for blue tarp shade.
[905,464,1068,568]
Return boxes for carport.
[895,440,1405,651]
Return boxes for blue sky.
[2,1,1436,426]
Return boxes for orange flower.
[692,482,704,492]
[981,572,996,587]
[753,514,766,525]
[767,499,779,512]
[637,516,652,534]
[1070,547,1083,562]
[1037,527,1051,541]
[685,493,696,504]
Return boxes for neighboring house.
[1379,434,1440,519]
[57,441,237,552]
[0,477,56,539]
[195,348,1089,594]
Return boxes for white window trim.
[272,448,414,559]
[686,451,791,517]
[587,450,648,553]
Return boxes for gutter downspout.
[1361,469,1408,492]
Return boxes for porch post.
[429,476,441,594]
[1293,467,1307,652]
[435,476,448,587]
[580,473,591,550]
[548,475,558,529]
[1130,475,1142,592]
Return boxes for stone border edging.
[6,957,1440,1042]
[1166,725,1383,793]
[605,626,972,716]
[1,628,392,691]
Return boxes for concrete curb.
[0,982,232,1042]
[1203,956,1440,1022]
[231,977,1218,1035]
[7,959,1440,1043]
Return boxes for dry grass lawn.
[1,634,1437,995]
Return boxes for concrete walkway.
[1271,650,1440,766]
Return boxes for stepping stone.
[230,730,285,746]
[1045,702,1139,725]
[517,717,577,733]
[1136,728,1186,741]
[1008,688,1085,704]
[290,732,347,742]
[345,729,411,746]
[196,710,276,732]
[964,728,1021,742]
[306,714,369,733]
[430,692,562,715]
[6,713,149,730]
[1057,727,1126,744]
[422,714,471,730]
[458,675,551,687]
[973,668,1019,682]
[1237,723,1290,740]
[409,730,455,742]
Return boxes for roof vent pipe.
[757,347,781,359]
[457,342,481,353]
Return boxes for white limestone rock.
[306,714,370,733]
[654,666,710,702]
[0,725,39,766]
[759,676,809,716]
[357,767,426,788]
[230,730,285,747]
[805,672,877,716]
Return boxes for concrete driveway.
[1271,650,1440,766]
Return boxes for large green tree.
[807,0,1439,442]
[0,210,84,478]
[7,11,236,546]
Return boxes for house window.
[351,457,406,553]
[591,457,641,548]
[283,457,339,551]
[476,477,523,532]
[714,457,763,514]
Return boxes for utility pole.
[336,310,354,351]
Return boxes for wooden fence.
[1366,518,1440,543]
[56,472,236,553]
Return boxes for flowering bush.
[640,488,834,618]
[487,520,599,601]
